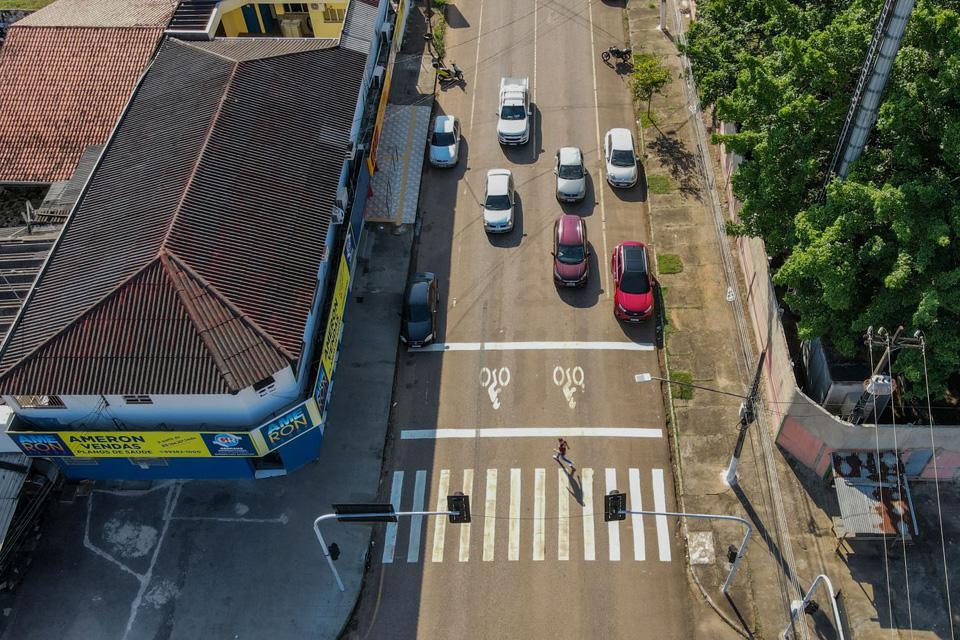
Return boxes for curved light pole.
[781,574,845,640]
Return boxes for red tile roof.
[0,26,164,183]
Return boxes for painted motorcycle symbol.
[480,367,511,410]
[553,366,585,409]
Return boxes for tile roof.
[16,0,178,28]
[0,38,367,396]
[0,26,164,183]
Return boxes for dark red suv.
[612,241,655,321]
[553,214,589,287]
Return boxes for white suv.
[604,128,638,188]
[483,169,515,233]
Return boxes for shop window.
[13,395,65,409]
[122,394,153,405]
[323,5,345,22]
[284,3,308,11]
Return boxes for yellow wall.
[220,7,248,37]
[308,3,348,39]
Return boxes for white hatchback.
[429,115,461,168]
[555,146,587,202]
[483,169,515,233]
[604,128,638,188]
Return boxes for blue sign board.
[200,433,259,457]
[257,403,318,451]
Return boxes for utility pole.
[724,351,766,487]
[848,325,902,424]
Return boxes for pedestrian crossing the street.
[381,466,675,565]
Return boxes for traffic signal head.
[604,491,626,521]
[447,493,471,523]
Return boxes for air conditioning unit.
[372,65,386,88]
[380,22,393,39]
[336,185,349,211]
[280,17,305,38]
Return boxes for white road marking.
[480,366,511,409]
[401,427,663,440]
[587,0,611,297]
[459,469,474,562]
[382,470,404,563]
[558,467,569,561]
[582,467,596,561]
[483,469,497,561]
[553,365,585,409]
[605,468,621,561]
[418,341,654,352]
[629,468,645,561]
[533,468,545,561]
[652,468,672,562]
[407,470,427,563]
[468,0,485,130]
[432,469,450,562]
[509,468,521,561]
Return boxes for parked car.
[555,147,587,202]
[401,272,439,347]
[483,169,515,233]
[611,242,654,321]
[553,214,589,287]
[429,115,461,168]
[604,128,638,188]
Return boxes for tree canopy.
[686,0,960,399]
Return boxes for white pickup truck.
[497,76,531,145]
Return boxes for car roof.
[621,243,648,273]
[405,275,433,307]
[608,128,634,149]
[486,169,511,195]
[433,115,456,133]
[557,214,583,245]
[558,146,582,165]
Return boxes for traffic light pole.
[312,509,461,592]
[618,507,753,596]
[780,574,845,640]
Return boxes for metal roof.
[166,0,218,32]
[340,0,380,53]
[0,38,367,395]
[832,451,917,540]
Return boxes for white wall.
[5,366,299,430]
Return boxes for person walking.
[553,437,575,473]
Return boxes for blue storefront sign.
[257,402,319,451]
[200,433,259,457]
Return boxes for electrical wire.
[920,335,955,639]
[885,332,914,635]
[868,329,895,628]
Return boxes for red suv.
[553,214,589,287]
[612,241,655,321]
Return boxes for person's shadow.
[562,464,584,506]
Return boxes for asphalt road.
[351,0,696,637]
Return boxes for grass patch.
[431,13,447,59]
[669,370,694,400]
[638,111,658,128]
[0,1,53,8]
[658,253,684,275]
[646,174,676,194]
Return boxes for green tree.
[686,0,960,398]
[631,53,672,119]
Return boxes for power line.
[867,328,895,628]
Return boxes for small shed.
[831,450,918,547]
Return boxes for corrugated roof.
[166,0,218,32]
[0,38,367,395]
[16,0,177,28]
[340,0,380,53]
[0,26,164,183]
[186,36,337,61]
[832,451,917,539]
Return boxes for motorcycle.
[432,58,464,83]
[601,46,632,64]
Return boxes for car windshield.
[620,270,650,294]
[500,105,526,120]
[558,163,583,180]
[485,194,511,211]
[611,149,635,167]
[556,243,585,265]
[432,131,456,146]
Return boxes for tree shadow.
[647,132,702,200]
[444,4,469,28]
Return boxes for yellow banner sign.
[321,252,351,379]
[10,431,260,458]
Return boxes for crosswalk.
[381,466,674,564]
